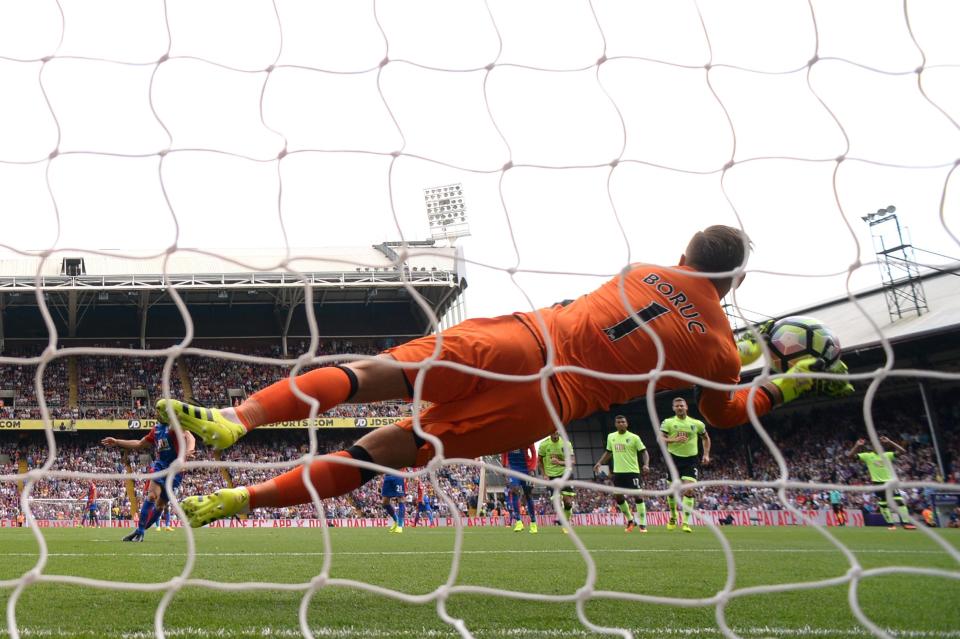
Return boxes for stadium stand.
[1,395,955,524]
[0,252,956,528]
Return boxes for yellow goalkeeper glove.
[814,359,855,398]
[736,319,774,366]
[770,356,819,403]
[771,357,854,404]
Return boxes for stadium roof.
[0,243,467,340]
[739,265,960,370]
[0,243,459,289]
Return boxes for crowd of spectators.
[0,386,956,524]
[0,339,410,422]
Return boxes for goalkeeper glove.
[736,319,774,366]
[815,359,855,398]
[770,357,854,404]
[770,356,819,404]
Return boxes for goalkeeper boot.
[529,523,538,534]
[903,524,917,530]
[682,523,693,533]
[666,518,677,531]
[625,521,635,533]
[156,399,245,450]
[639,525,648,533]
[181,488,250,527]
[513,521,524,532]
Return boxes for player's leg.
[397,496,407,532]
[612,474,636,532]
[523,483,538,534]
[162,315,544,451]
[508,483,523,531]
[561,488,575,533]
[875,488,896,529]
[679,480,696,533]
[125,480,163,541]
[156,357,408,450]
[181,423,421,526]
[666,493,679,530]
[636,498,648,532]
[381,495,398,532]
[893,493,916,529]
[671,455,698,533]
[181,376,557,527]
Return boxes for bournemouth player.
[412,480,435,527]
[538,431,576,533]
[381,473,406,533]
[157,225,854,527]
[502,445,539,533]
[848,436,916,530]
[102,417,195,541]
[82,481,98,527]
[660,397,710,533]
[593,416,649,532]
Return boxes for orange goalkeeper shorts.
[384,313,563,465]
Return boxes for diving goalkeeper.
[159,225,854,526]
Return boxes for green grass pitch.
[0,524,957,638]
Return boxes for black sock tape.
[346,445,377,484]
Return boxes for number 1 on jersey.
[603,301,670,341]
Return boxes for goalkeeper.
[157,225,854,526]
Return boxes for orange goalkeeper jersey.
[521,264,769,428]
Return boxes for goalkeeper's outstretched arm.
[697,356,854,429]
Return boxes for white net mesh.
[1,1,959,638]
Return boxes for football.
[766,316,842,373]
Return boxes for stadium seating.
[1,397,956,522]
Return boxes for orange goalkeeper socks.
[235,366,357,431]
[248,447,374,508]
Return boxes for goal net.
[25,498,114,526]
[0,1,958,638]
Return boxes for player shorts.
[381,475,405,498]
[872,485,901,504]
[385,314,564,466]
[508,472,534,495]
[547,480,576,498]
[612,472,641,491]
[147,461,183,501]
[670,453,699,481]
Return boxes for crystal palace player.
[82,481,98,527]
[158,225,854,526]
[101,417,195,541]
[502,444,539,534]
[412,480,435,527]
